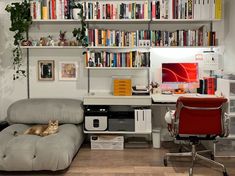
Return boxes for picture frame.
[38,60,55,81]
[59,61,78,81]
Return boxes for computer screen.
[162,63,198,83]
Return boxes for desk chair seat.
[164,97,229,176]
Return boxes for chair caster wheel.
[189,168,193,176]
[211,154,215,160]
[164,158,167,166]
[223,172,229,176]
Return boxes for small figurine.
[58,31,68,46]
[39,37,47,46]
[21,40,32,46]
[47,35,55,46]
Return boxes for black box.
[108,111,134,131]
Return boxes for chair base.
[164,144,228,176]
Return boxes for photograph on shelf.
[59,61,78,81]
[38,60,55,81]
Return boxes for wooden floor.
[1,142,235,176]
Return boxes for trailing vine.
[5,0,32,80]
[72,2,88,47]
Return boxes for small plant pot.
[73,8,81,20]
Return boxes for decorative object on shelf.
[39,37,48,46]
[59,61,78,81]
[58,31,69,46]
[21,39,32,46]
[47,35,55,46]
[5,0,32,80]
[38,60,55,81]
[149,82,160,94]
[72,2,88,47]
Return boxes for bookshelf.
[24,0,223,136]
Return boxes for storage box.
[90,135,124,150]
[113,79,132,96]
[85,116,107,131]
[108,111,134,131]
[214,138,235,157]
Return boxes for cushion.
[0,124,84,171]
[7,98,84,124]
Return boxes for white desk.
[151,93,218,104]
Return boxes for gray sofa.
[0,98,84,171]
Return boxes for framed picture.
[59,61,78,80]
[38,60,55,81]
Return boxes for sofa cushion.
[7,99,84,124]
[0,124,84,171]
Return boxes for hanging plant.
[71,2,88,47]
[5,0,32,80]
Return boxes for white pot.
[73,8,81,20]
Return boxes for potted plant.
[71,2,88,47]
[5,0,32,80]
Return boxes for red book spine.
[106,4,110,19]
[152,1,156,19]
[97,3,100,19]
[51,0,56,19]
[172,0,175,19]
[33,2,36,19]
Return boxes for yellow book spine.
[42,6,48,20]
[215,0,222,19]
[130,51,132,67]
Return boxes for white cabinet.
[215,78,235,157]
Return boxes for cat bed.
[0,98,84,171]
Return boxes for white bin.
[152,128,161,148]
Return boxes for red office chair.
[164,97,229,176]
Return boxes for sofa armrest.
[0,121,9,131]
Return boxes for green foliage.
[5,0,32,80]
[72,2,88,47]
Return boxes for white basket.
[90,135,124,150]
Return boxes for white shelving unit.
[215,78,235,157]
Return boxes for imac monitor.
[162,63,198,83]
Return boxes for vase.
[73,8,81,20]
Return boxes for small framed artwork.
[59,61,78,80]
[38,60,55,81]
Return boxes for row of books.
[30,0,222,20]
[151,0,222,20]
[85,51,150,68]
[30,0,74,20]
[84,1,150,20]
[86,27,216,47]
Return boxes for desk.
[152,93,218,104]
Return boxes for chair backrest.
[175,97,227,136]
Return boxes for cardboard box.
[90,135,124,150]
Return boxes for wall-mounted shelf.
[151,19,221,23]
[85,67,150,70]
[21,46,85,49]
[86,46,150,50]
[32,19,81,23]
[83,93,151,106]
[84,130,151,134]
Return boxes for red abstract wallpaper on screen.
[162,63,198,83]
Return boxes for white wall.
[224,0,235,73]
[0,0,234,122]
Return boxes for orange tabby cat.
[24,120,59,137]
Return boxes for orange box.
[113,79,132,96]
